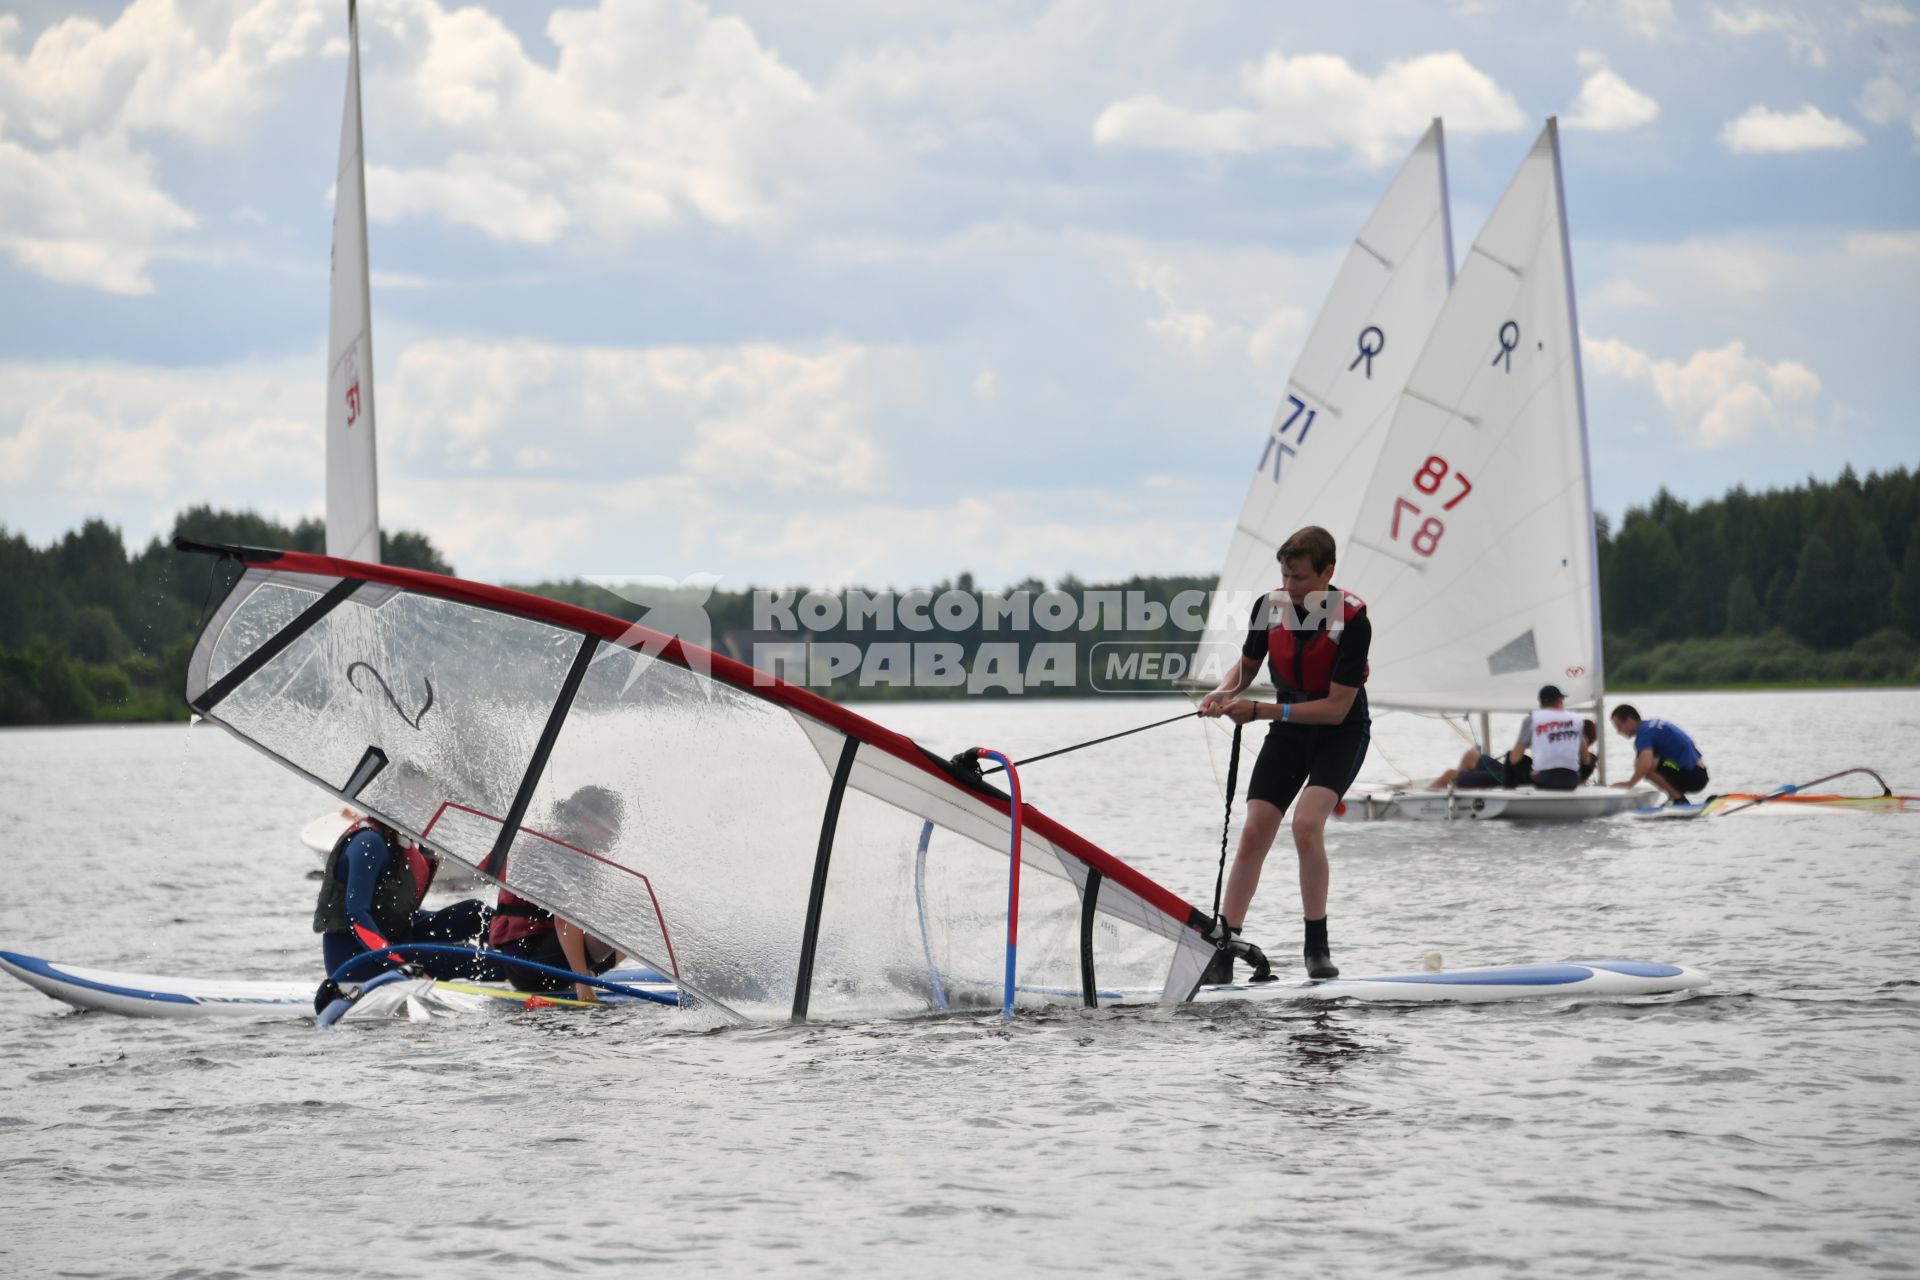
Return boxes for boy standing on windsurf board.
[1198,526,1371,983]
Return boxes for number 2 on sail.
[1389,455,1470,557]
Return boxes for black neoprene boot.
[1201,919,1239,986]
[1304,916,1339,980]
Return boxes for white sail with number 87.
[1337,119,1602,714]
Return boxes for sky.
[0,0,1915,588]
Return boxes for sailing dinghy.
[138,540,1702,1019]
[1321,120,1653,820]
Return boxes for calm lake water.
[2,689,1916,1277]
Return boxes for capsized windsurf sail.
[179,543,1217,1022]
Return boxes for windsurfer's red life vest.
[488,888,555,947]
[1265,588,1366,699]
[311,818,437,939]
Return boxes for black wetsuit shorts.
[1246,721,1371,813]
[1658,761,1710,796]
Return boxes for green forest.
[2,466,1915,724]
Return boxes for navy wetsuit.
[319,829,500,981]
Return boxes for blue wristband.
[1282,702,1291,723]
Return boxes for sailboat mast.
[325,0,381,563]
[1434,117,1457,289]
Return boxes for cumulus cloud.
[0,357,320,540]
[384,336,889,494]
[0,0,326,292]
[1562,54,1661,132]
[0,132,196,293]
[1718,104,1866,152]
[363,0,843,242]
[1583,335,1820,447]
[1093,48,1525,166]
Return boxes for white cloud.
[0,1,327,293]
[1093,49,1525,166]
[1860,2,1917,24]
[364,0,843,242]
[1718,104,1866,153]
[1844,229,1920,258]
[1578,0,1679,41]
[385,336,888,494]
[1709,7,1827,66]
[1563,56,1661,132]
[0,0,329,147]
[1858,75,1920,144]
[1583,335,1820,447]
[0,357,320,537]
[0,131,196,293]
[1595,278,1659,307]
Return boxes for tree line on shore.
[2,466,1915,724]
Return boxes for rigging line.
[1210,723,1244,923]
[345,660,435,729]
[978,708,1201,774]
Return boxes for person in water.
[487,785,626,1003]
[1609,705,1709,800]
[314,817,496,981]
[1199,525,1371,981]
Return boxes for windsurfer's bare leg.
[1292,786,1338,919]
[556,920,602,1003]
[1220,799,1283,928]
[1650,771,1683,801]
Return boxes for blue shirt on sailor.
[1634,719,1702,769]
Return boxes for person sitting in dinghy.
[487,785,626,1004]
[1198,525,1370,983]
[1609,706,1709,800]
[1509,685,1583,791]
[314,818,496,981]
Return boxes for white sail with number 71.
[1189,120,1455,689]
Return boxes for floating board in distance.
[0,950,674,1021]
[1633,793,1918,820]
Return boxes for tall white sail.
[1190,121,1455,688]
[1337,119,1602,713]
[325,0,379,563]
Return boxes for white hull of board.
[0,950,673,1020]
[1184,959,1704,1004]
[1339,784,1658,821]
